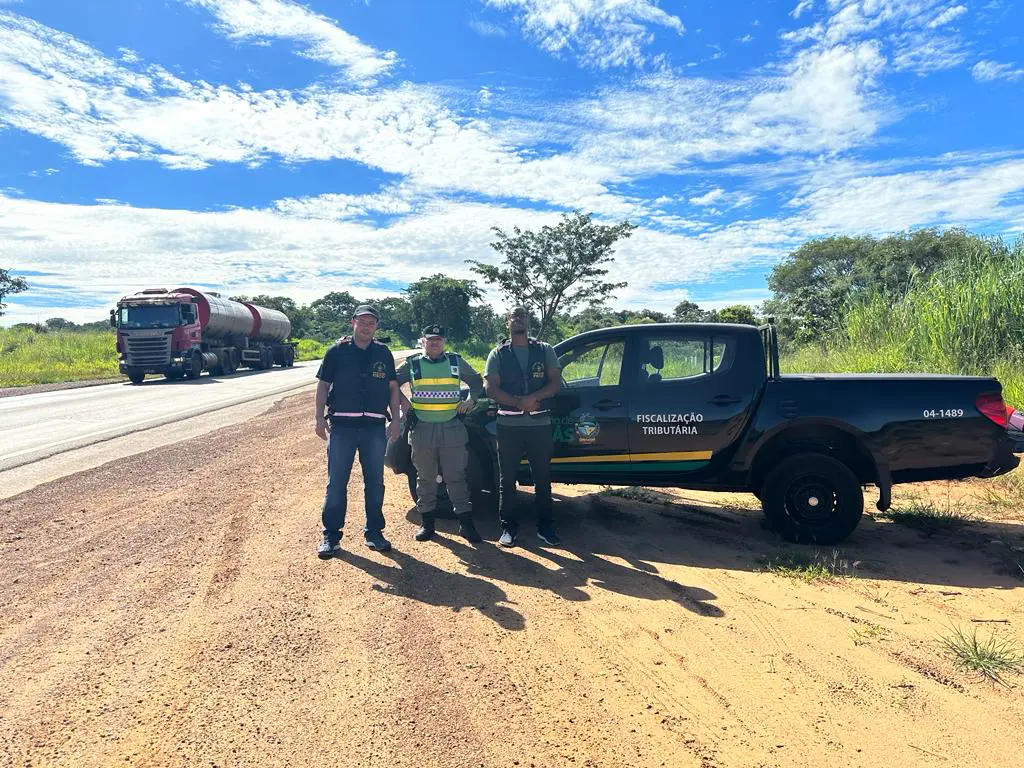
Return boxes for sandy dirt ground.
[2,392,1023,768]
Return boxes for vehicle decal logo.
[575,413,600,444]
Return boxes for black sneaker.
[498,528,516,548]
[537,526,561,547]
[414,521,435,542]
[365,531,392,552]
[317,531,342,559]
[458,519,482,543]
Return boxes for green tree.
[467,211,635,340]
[308,291,360,341]
[716,304,759,325]
[44,317,76,331]
[376,296,416,347]
[671,299,709,322]
[0,268,29,317]
[404,274,482,343]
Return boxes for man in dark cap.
[395,324,485,543]
[315,304,402,557]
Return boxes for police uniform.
[395,324,484,542]
[316,306,397,550]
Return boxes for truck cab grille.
[125,333,172,367]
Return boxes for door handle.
[594,399,622,410]
[708,394,741,405]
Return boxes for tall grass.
[785,240,1024,408]
[0,328,119,387]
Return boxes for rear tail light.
[976,391,1010,427]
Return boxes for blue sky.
[1,0,1023,325]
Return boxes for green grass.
[876,500,976,533]
[939,625,1024,686]
[783,243,1024,409]
[762,549,858,582]
[0,328,119,387]
[294,338,329,362]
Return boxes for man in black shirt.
[315,305,401,556]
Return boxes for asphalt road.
[0,362,323,475]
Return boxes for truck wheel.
[187,353,202,380]
[761,453,863,545]
[128,371,145,385]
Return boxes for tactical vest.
[409,352,462,423]
[328,337,391,422]
[495,338,552,416]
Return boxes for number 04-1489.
[922,408,964,419]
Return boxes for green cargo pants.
[409,419,472,518]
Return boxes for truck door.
[626,329,759,480]
[546,334,631,482]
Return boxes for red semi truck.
[111,287,295,384]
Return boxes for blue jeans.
[321,423,387,536]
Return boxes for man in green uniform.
[484,307,563,548]
[396,324,484,543]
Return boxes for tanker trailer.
[111,287,294,384]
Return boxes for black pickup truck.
[393,322,1022,545]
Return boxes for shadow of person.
[332,546,525,631]
[433,528,724,618]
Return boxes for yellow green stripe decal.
[522,450,712,465]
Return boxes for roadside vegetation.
[939,625,1024,686]
[762,549,858,582]
[0,326,118,387]
[876,500,977,533]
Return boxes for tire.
[285,347,295,367]
[128,371,145,385]
[760,452,863,545]
[187,353,202,380]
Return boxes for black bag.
[384,413,413,474]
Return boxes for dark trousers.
[321,423,387,536]
[497,424,553,531]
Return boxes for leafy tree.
[308,291,360,341]
[404,274,482,343]
[44,317,76,331]
[716,304,759,326]
[0,268,28,317]
[376,296,416,347]
[671,300,709,322]
[467,211,635,340]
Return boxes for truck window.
[640,335,734,383]
[559,340,625,388]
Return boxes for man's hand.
[456,399,474,415]
[518,395,540,413]
[387,418,402,442]
[315,417,329,441]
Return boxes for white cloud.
[929,4,968,28]
[689,188,724,205]
[482,0,684,68]
[738,34,753,44]
[972,59,1024,81]
[469,19,508,37]
[182,0,397,83]
[791,0,814,19]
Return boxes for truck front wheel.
[187,353,202,380]
[761,453,863,545]
[128,371,145,385]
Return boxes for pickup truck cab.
[397,322,1021,545]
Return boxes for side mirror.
[109,309,117,328]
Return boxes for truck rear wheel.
[761,453,863,545]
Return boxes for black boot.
[458,517,482,543]
[415,515,435,542]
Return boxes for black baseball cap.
[422,324,446,338]
[352,305,380,320]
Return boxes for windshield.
[118,304,182,329]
